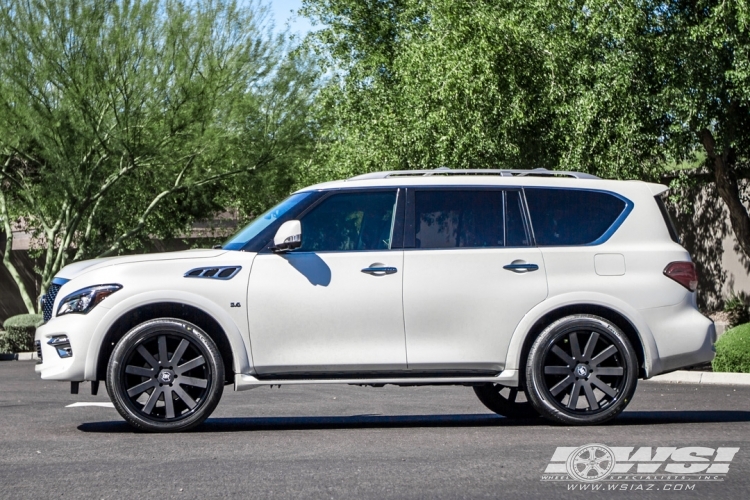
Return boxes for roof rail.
[348,167,600,181]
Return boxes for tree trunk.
[0,190,37,314]
[699,129,750,258]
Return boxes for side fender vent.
[184,266,242,280]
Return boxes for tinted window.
[505,190,531,246]
[525,188,626,246]
[299,191,397,252]
[655,195,680,244]
[413,190,529,249]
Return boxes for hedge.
[713,323,750,373]
[0,314,43,354]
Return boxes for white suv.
[35,169,715,431]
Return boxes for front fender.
[503,292,662,378]
[83,290,252,380]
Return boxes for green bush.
[713,323,750,373]
[0,314,43,353]
[723,291,750,328]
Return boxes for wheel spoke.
[178,376,208,389]
[550,375,575,396]
[126,378,157,397]
[551,345,574,366]
[163,387,175,419]
[142,387,162,414]
[175,355,205,375]
[544,366,571,375]
[136,345,160,369]
[582,332,599,361]
[170,339,189,366]
[158,335,169,366]
[567,380,583,409]
[590,375,617,397]
[569,333,582,360]
[582,381,600,410]
[596,367,624,376]
[591,345,617,366]
[507,388,518,403]
[125,365,155,377]
[173,384,197,409]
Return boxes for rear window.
[655,195,680,244]
[525,188,628,246]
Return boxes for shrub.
[723,291,750,328]
[713,323,750,373]
[1,314,43,353]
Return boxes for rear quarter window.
[525,188,629,246]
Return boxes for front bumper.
[34,307,108,381]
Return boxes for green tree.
[302,0,750,252]
[0,0,318,312]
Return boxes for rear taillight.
[663,262,698,292]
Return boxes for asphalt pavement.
[2,360,750,499]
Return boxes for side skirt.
[233,369,519,391]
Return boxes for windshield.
[222,192,312,250]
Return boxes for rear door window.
[412,190,530,248]
[525,188,628,246]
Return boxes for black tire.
[525,314,638,425]
[107,318,224,432]
[473,384,539,419]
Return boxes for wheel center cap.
[158,369,174,384]
[574,364,590,378]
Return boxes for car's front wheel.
[106,318,224,432]
[525,314,638,425]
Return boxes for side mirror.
[271,220,302,252]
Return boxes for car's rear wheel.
[473,384,539,419]
[107,318,224,432]
[525,314,638,425]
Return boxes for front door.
[247,189,406,375]
[402,189,548,372]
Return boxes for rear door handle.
[361,266,398,276]
[503,262,539,273]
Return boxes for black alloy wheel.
[473,384,539,419]
[107,318,224,432]
[525,314,638,425]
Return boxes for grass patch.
[713,323,750,373]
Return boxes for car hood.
[56,249,229,281]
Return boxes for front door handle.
[503,261,539,273]
[361,266,398,276]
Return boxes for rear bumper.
[639,295,715,377]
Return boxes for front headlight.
[57,284,122,317]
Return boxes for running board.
[234,370,519,391]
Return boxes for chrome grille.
[42,283,62,322]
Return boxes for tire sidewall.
[525,314,638,425]
[106,318,224,432]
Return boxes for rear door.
[401,188,548,373]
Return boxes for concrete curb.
[649,370,750,386]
